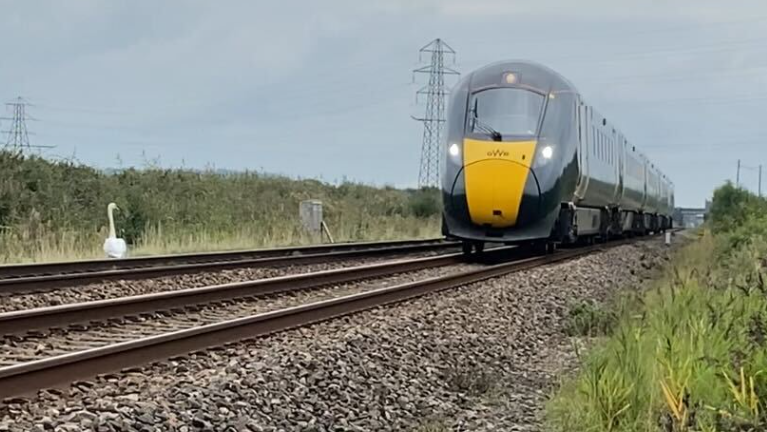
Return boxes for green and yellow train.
[441,61,674,253]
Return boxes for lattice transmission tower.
[1,97,50,154]
[412,39,459,188]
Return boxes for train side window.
[601,134,605,160]
[596,131,599,158]
[597,131,602,159]
[576,105,581,144]
[610,141,613,165]
[599,134,602,160]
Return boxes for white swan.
[103,203,127,259]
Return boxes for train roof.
[455,60,674,187]
[461,60,578,95]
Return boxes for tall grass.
[0,151,441,263]
[548,183,767,432]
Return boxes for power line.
[412,38,459,188]
[736,160,764,195]
[0,97,52,154]
[457,14,767,47]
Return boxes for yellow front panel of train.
[463,139,536,228]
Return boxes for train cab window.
[467,88,544,139]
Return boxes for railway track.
[0,249,500,334]
[0,237,645,400]
[0,238,457,294]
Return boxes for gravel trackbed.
[0,239,673,431]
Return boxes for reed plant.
[548,183,767,431]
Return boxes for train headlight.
[541,145,554,159]
[448,143,460,157]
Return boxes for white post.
[665,232,671,245]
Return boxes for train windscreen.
[468,88,545,139]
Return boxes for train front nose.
[461,138,541,228]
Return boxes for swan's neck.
[108,206,117,238]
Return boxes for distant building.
[674,204,708,228]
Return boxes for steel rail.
[0,240,458,294]
[0,241,620,400]
[0,238,452,279]
[0,250,486,334]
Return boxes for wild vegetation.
[548,182,767,431]
[0,151,441,263]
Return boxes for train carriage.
[441,61,673,252]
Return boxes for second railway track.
[0,249,495,334]
[0,238,458,294]
[0,237,649,400]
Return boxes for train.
[440,61,674,253]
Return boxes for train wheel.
[531,241,549,255]
[462,242,473,256]
[461,241,485,257]
[475,241,485,254]
[547,242,557,254]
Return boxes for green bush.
[407,187,442,219]
[564,300,618,337]
[0,151,440,262]
[709,182,767,235]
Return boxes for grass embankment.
[548,183,767,431]
[0,151,440,263]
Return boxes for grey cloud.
[1,1,766,207]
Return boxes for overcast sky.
[2,1,766,207]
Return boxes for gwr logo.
[487,149,509,157]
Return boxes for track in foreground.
[0,239,458,294]
[0,250,491,335]
[0,237,644,400]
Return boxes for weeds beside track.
[548,183,767,432]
